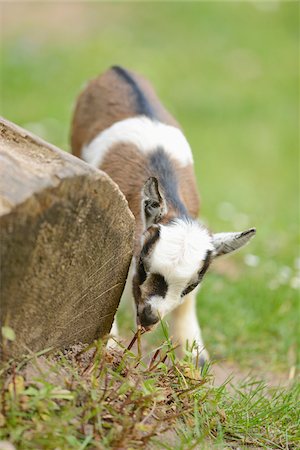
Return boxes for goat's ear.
[212,228,256,258]
[142,177,167,228]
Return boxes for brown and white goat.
[71,66,256,366]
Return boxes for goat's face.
[133,178,256,329]
[134,219,213,328]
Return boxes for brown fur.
[71,67,179,157]
[100,143,200,253]
[100,143,147,253]
[71,66,200,252]
[174,162,200,219]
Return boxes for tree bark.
[0,117,135,359]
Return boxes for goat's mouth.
[141,323,158,332]
[136,308,160,331]
[136,319,152,333]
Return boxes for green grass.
[1,328,299,450]
[0,2,299,448]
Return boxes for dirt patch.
[211,360,292,388]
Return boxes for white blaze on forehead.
[150,219,213,282]
[82,116,193,167]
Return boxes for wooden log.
[0,117,135,359]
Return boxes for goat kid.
[71,66,256,367]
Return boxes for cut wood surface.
[0,117,135,359]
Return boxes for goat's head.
[133,177,256,329]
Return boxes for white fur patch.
[150,219,213,280]
[148,219,213,318]
[82,116,193,167]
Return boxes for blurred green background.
[1,1,299,371]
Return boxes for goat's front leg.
[170,291,209,369]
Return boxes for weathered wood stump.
[0,117,135,359]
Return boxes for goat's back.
[71,66,179,157]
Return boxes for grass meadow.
[1,2,299,449]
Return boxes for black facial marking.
[132,273,141,306]
[148,148,189,218]
[141,226,160,259]
[149,273,168,298]
[198,250,212,280]
[136,227,160,288]
[181,281,199,298]
[181,250,212,298]
[112,65,156,118]
[137,258,147,284]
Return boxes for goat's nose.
[139,305,159,329]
